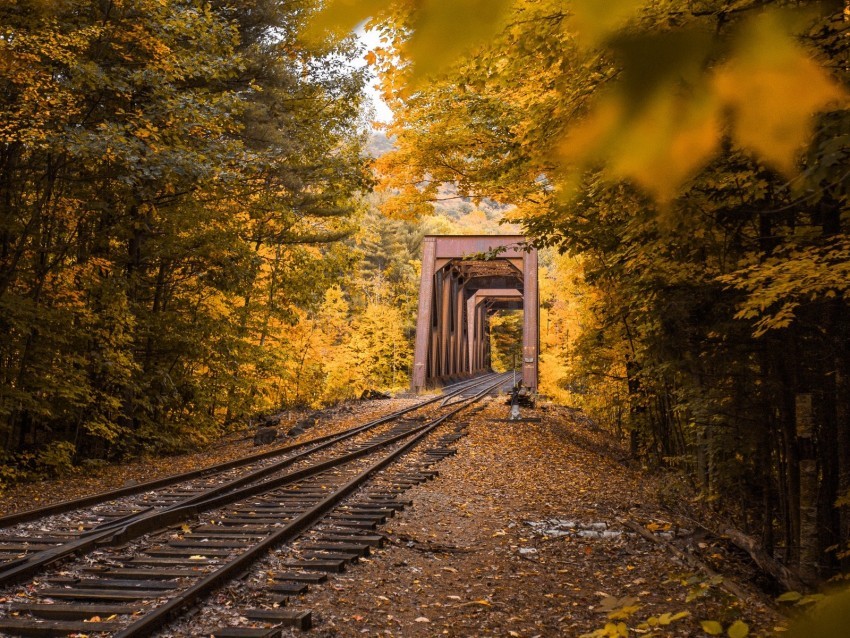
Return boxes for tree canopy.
[0,0,370,473]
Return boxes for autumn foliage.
[0,0,379,478]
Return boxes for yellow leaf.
[701,620,724,635]
[305,0,388,41]
[728,620,749,638]
[713,10,846,174]
[407,0,513,80]
[560,82,720,202]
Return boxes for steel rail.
[83,372,505,537]
[0,372,503,529]
[114,377,504,638]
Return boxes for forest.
[1,0,849,620]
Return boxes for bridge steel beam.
[412,238,436,390]
[411,235,538,393]
[522,248,539,390]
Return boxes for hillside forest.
[2,0,850,618]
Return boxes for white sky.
[354,26,394,124]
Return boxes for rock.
[577,530,602,539]
[253,426,278,446]
[543,530,571,537]
[295,415,318,430]
[360,389,391,400]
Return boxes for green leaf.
[777,591,803,603]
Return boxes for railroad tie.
[243,609,312,631]
[346,506,395,518]
[317,533,383,547]
[38,588,166,601]
[127,556,217,566]
[8,603,135,620]
[82,567,203,579]
[266,581,309,595]
[300,542,370,556]
[212,627,282,638]
[327,520,376,530]
[328,513,387,524]
[270,571,328,583]
[0,619,126,636]
[300,551,360,563]
[283,559,346,573]
[46,577,178,590]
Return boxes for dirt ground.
[290,398,784,638]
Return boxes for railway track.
[0,373,510,637]
[0,374,497,534]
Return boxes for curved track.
[0,374,498,531]
[0,373,510,637]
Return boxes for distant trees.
[0,0,369,477]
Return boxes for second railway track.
[0,373,510,637]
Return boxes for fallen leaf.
[728,620,749,638]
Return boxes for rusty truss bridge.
[411,235,538,394]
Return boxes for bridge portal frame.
[411,235,538,392]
